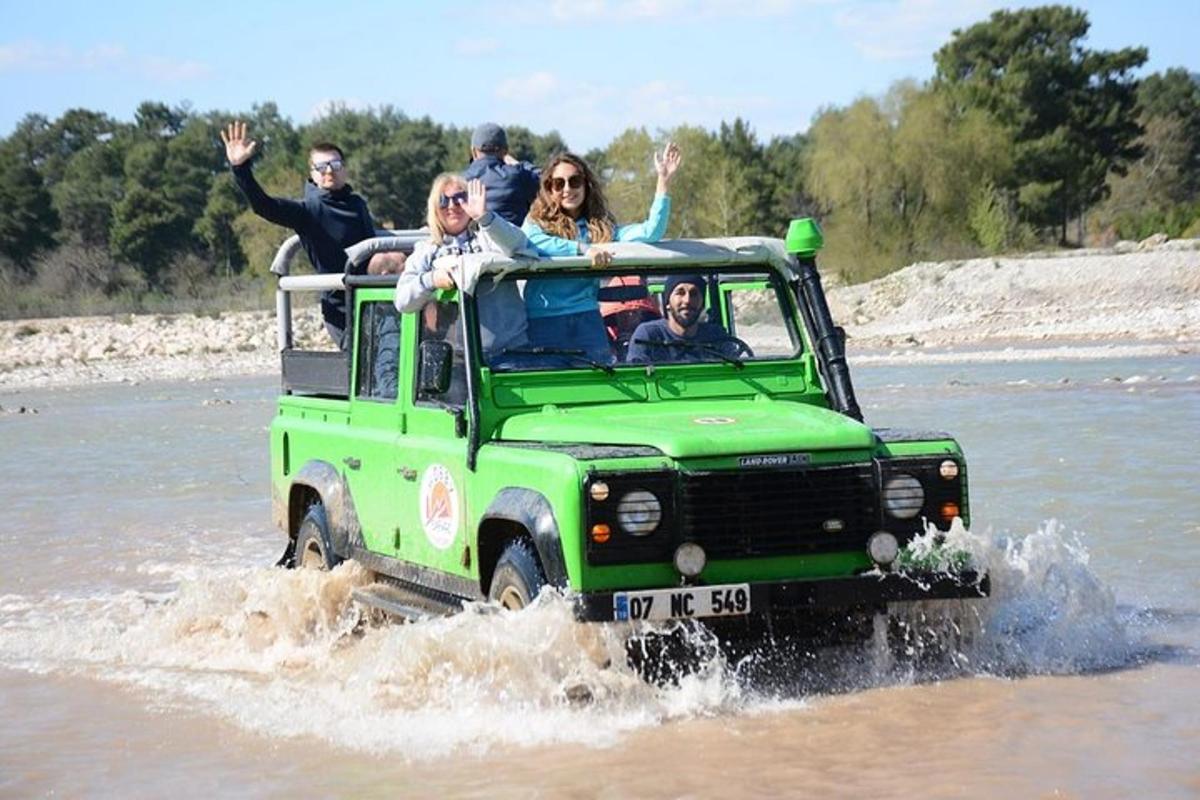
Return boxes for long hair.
[527,153,615,244]
[425,172,466,243]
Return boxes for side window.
[355,301,401,402]
[415,298,466,407]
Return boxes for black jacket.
[231,162,375,331]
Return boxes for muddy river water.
[1,353,1197,798]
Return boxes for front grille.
[679,465,879,558]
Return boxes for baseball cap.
[471,122,507,150]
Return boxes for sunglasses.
[439,191,468,209]
[311,158,344,174]
[550,174,584,192]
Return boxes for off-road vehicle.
[268,219,987,642]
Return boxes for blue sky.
[2,0,1196,151]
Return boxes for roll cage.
[272,234,860,427]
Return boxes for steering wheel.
[725,336,754,358]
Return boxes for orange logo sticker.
[419,464,459,549]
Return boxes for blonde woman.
[394,174,533,363]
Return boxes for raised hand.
[220,120,258,166]
[464,178,487,220]
[654,141,682,189]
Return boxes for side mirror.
[418,340,453,395]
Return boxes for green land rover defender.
[268,219,987,641]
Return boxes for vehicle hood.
[494,398,874,458]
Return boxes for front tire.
[294,503,341,570]
[488,540,546,610]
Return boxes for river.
[1,353,1197,798]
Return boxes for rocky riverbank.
[2,240,1198,391]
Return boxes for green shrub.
[1113,202,1200,240]
[968,182,1033,253]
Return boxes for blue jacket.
[522,193,671,319]
[232,163,375,331]
[463,154,540,226]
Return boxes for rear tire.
[488,540,546,610]
[294,503,341,571]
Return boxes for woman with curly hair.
[521,143,682,363]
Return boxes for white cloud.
[495,71,562,103]
[833,0,1001,61]
[542,0,806,21]
[141,56,211,82]
[628,79,775,124]
[490,72,776,149]
[454,38,501,57]
[0,39,211,81]
[0,41,76,70]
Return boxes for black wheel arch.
[295,503,342,570]
[477,488,568,592]
[285,460,363,559]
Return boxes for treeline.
[1,5,1198,319]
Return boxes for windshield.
[483,267,801,373]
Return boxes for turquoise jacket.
[522,194,671,319]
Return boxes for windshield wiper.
[630,339,745,369]
[500,346,615,375]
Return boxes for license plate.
[613,583,751,621]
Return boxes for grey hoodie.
[394,211,532,360]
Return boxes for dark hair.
[308,141,345,160]
[476,143,504,155]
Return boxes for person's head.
[425,173,470,240]
[470,122,508,161]
[527,152,614,243]
[663,274,707,336]
[367,251,407,275]
[309,142,347,191]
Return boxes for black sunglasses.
[439,191,468,209]
[550,174,584,192]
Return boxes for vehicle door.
[343,293,407,556]
[394,292,473,579]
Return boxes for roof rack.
[271,230,425,350]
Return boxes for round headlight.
[616,490,662,536]
[867,531,899,566]
[883,475,924,519]
[939,459,959,480]
[674,542,707,577]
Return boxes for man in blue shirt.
[626,274,749,363]
[462,123,540,226]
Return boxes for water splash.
[886,518,1135,677]
[0,518,1145,759]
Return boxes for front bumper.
[573,569,989,622]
